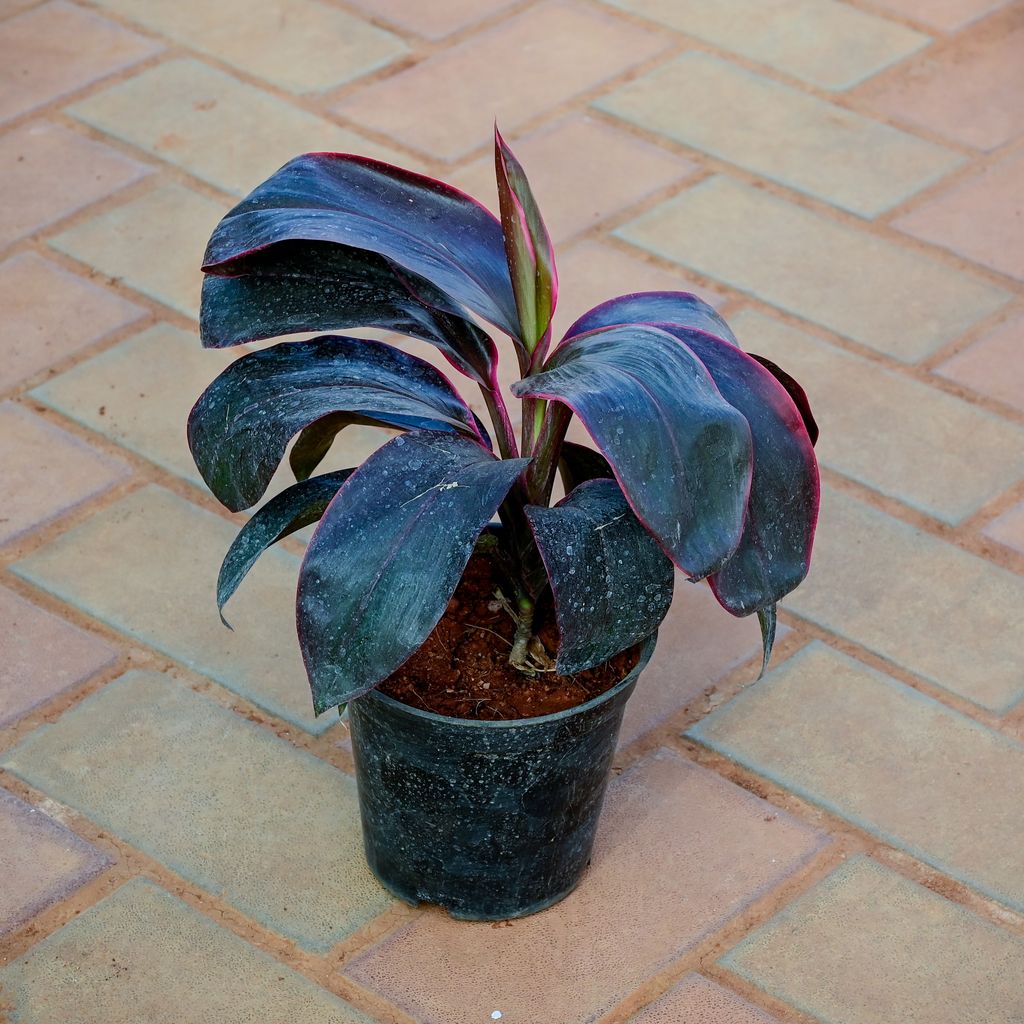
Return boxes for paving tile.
[451,114,697,242]
[551,240,728,342]
[598,53,961,218]
[731,309,1024,524]
[894,149,1024,281]
[936,312,1024,412]
[0,122,150,245]
[49,183,225,318]
[617,176,1010,363]
[92,0,405,94]
[346,0,522,39]
[0,252,143,392]
[68,59,406,198]
[0,585,117,729]
[345,748,826,1023]
[10,485,336,733]
[983,500,1024,556]
[866,0,1011,31]
[335,1,669,161]
[721,856,1024,1024]
[601,0,929,90]
[618,577,765,749]
[0,878,372,1022]
[855,10,1024,150]
[0,401,129,544]
[692,643,1024,910]
[780,487,1024,711]
[31,323,394,492]
[630,973,779,1023]
[3,671,392,950]
[0,1,161,124]
[0,787,111,934]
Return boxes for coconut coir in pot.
[377,552,641,721]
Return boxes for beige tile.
[347,0,523,39]
[0,252,143,392]
[0,401,129,544]
[49,184,225,318]
[722,856,1024,1024]
[91,0,405,94]
[983,500,1024,557]
[346,749,825,1023]
[631,973,779,1023]
[69,59,407,198]
[0,122,150,245]
[867,0,1011,31]
[335,0,669,160]
[0,1,161,123]
[731,308,1024,524]
[618,176,1009,363]
[894,148,1024,281]
[936,312,1024,412]
[450,114,697,242]
[855,9,1024,150]
[693,643,1024,910]
[783,487,1024,711]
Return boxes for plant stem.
[525,403,571,505]
[479,383,519,460]
[508,595,535,670]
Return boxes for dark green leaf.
[297,432,529,713]
[188,335,487,512]
[218,470,353,624]
[526,478,674,674]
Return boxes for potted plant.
[187,130,819,920]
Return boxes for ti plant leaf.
[526,478,674,674]
[748,353,819,446]
[756,604,777,678]
[201,152,520,348]
[187,335,488,512]
[217,470,353,625]
[558,441,613,494]
[297,432,529,713]
[200,243,498,386]
[494,127,557,357]
[513,324,753,580]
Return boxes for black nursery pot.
[347,636,655,920]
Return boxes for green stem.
[479,383,519,460]
[525,403,571,506]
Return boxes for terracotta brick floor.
[1,1,1023,1021]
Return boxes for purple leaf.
[749,353,819,446]
[201,243,498,386]
[563,290,736,345]
[201,152,521,348]
[526,478,674,674]
[297,432,529,713]
[513,324,753,579]
[558,441,613,494]
[187,336,487,512]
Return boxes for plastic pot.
[347,635,655,920]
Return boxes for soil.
[378,552,641,721]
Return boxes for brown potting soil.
[377,552,641,721]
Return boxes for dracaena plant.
[188,129,820,716]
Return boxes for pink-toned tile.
[631,973,779,1023]
[0,123,149,246]
[865,0,1011,32]
[936,312,1024,412]
[347,0,523,39]
[451,115,697,243]
[0,253,144,393]
[894,149,1024,280]
[619,579,766,749]
[0,585,117,728]
[0,402,130,544]
[983,500,1024,556]
[334,1,669,160]
[552,239,729,341]
[855,9,1024,150]
[0,1,162,124]
[345,748,826,1024]
[0,787,111,934]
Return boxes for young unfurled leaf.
[297,432,529,713]
[513,324,753,580]
[526,478,674,674]
[187,336,488,512]
[218,470,353,624]
[494,127,557,355]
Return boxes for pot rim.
[353,632,657,730]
